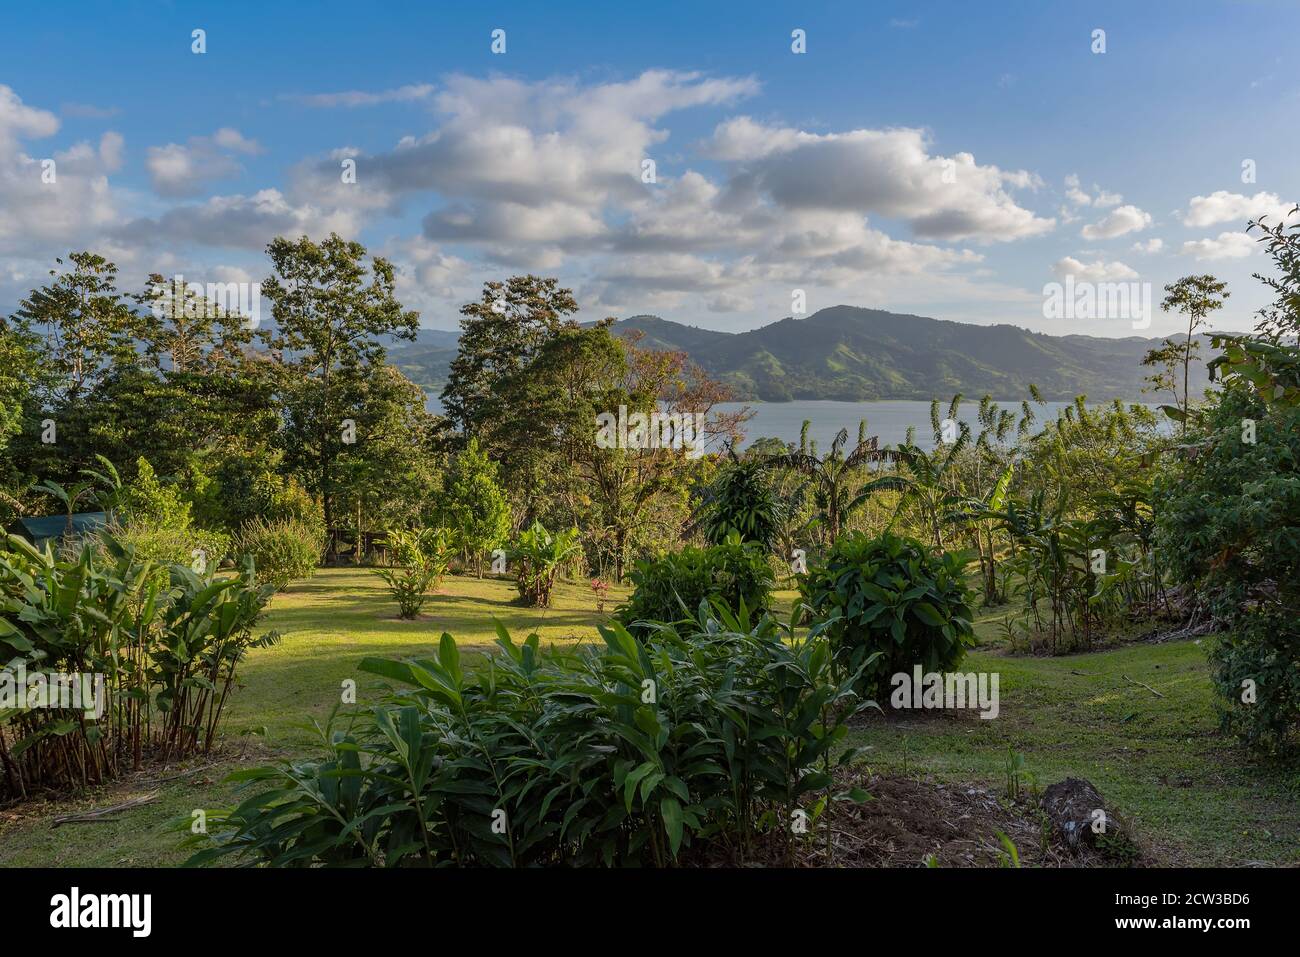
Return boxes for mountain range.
[391,306,1215,403]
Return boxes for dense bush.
[617,533,774,634]
[437,438,511,575]
[374,527,453,619]
[234,516,325,592]
[1155,384,1300,752]
[511,520,580,607]
[699,460,781,548]
[107,521,231,578]
[0,533,278,798]
[184,604,874,867]
[798,531,976,697]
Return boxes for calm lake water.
[425,394,1156,452]
[711,399,1136,452]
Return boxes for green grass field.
[1,568,1295,867]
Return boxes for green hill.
[392,306,1215,403]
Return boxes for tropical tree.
[760,426,892,543]
[260,233,419,533]
[1142,274,1229,433]
[860,399,972,550]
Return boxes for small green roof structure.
[4,512,108,550]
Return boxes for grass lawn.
[1,568,1295,867]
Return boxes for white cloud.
[1179,231,1256,260]
[1064,173,1122,209]
[116,188,363,250]
[0,86,122,256]
[706,118,1054,242]
[1052,257,1139,282]
[1080,204,1151,239]
[1181,190,1294,228]
[1131,238,1164,254]
[213,127,263,155]
[145,128,263,197]
[285,84,436,108]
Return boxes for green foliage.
[511,520,580,607]
[1155,385,1300,752]
[374,527,453,619]
[617,533,774,635]
[699,459,780,549]
[118,457,191,528]
[183,605,874,867]
[195,455,323,533]
[437,438,510,572]
[109,522,231,579]
[0,533,277,798]
[798,531,976,698]
[260,233,421,532]
[234,516,325,592]
[761,426,891,544]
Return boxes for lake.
[425,394,1158,452]
[710,399,1152,451]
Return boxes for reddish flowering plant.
[589,577,611,612]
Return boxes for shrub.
[1154,384,1300,752]
[183,604,875,868]
[511,520,580,607]
[437,438,511,575]
[234,516,325,592]
[119,457,192,528]
[699,460,780,548]
[798,531,976,698]
[0,533,277,798]
[374,527,453,619]
[617,532,774,634]
[107,521,231,577]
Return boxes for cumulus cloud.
[1063,173,1122,208]
[706,118,1053,242]
[145,128,263,197]
[1179,231,1256,260]
[1080,204,1151,240]
[1052,257,1139,282]
[116,189,362,250]
[1181,190,1294,228]
[0,85,122,256]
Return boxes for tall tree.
[1143,274,1229,433]
[133,273,255,374]
[12,252,141,405]
[440,275,578,441]
[260,234,419,532]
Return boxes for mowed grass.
[224,568,629,748]
[1,569,1295,867]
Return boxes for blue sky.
[1,0,1296,338]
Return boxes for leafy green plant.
[699,457,781,549]
[510,520,580,607]
[798,531,976,698]
[759,427,892,543]
[617,532,774,635]
[234,516,324,592]
[182,603,876,868]
[1155,384,1300,753]
[0,533,277,798]
[994,831,1021,868]
[374,527,453,619]
[1003,747,1035,802]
